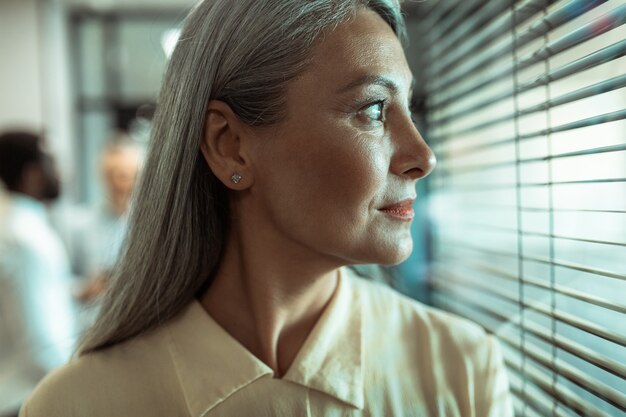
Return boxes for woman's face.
[247,7,435,266]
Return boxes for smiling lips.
[379,199,415,221]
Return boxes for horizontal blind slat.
[525,254,626,283]
[453,140,626,162]
[432,289,626,408]
[510,384,561,417]
[506,359,611,417]
[445,202,626,215]
[429,0,518,68]
[420,0,455,37]
[441,240,626,282]
[429,0,612,94]
[431,271,626,347]
[432,1,623,99]
[419,0,626,414]
[503,334,626,411]
[443,144,626,173]
[522,207,626,214]
[431,282,626,380]
[432,292,615,417]
[425,0,484,48]
[430,0,558,74]
[433,178,626,192]
[431,102,626,145]
[430,38,626,123]
[432,75,626,138]
[443,252,626,313]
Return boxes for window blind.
[415,0,626,415]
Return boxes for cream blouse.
[21,267,514,416]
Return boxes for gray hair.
[79,0,406,354]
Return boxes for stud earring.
[230,173,242,184]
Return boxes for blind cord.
[541,4,558,415]
[512,1,528,416]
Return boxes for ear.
[200,100,253,189]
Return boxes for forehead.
[302,7,412,92]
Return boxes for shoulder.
[348,270,491,359]
[348,272,513,415]
[20,326,187,417]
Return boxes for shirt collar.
[282,268,363,409]
[165,301,273,417]
[165,267,364,416]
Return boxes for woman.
[21,0,513,416]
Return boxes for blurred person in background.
[70,133,143,304]
[0,131,76,417]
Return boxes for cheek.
[254,115,413,265]
[276,131,387,222]
[256,127,396,257]
[325,137,387,215]
[302,135,414,265]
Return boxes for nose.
[391,114,436,180]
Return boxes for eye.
[360,100,386,122]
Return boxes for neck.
[200,219,340,377]
[108,195,128,216]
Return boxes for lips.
[378,199,416,220]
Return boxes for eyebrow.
[336,74,416,96]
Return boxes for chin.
[379,250,412,266]
[355,239,414,266]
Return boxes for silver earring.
[230,173,242,184]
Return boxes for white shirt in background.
[0,193,77,415]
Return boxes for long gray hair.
[79,0,406,354]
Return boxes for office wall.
[0,0,44,129]
[0,0,75,197]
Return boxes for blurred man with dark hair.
[0,131,60,201]
[0,131,76,417]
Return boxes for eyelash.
[358,98,419,126]
[360,99,387,122]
